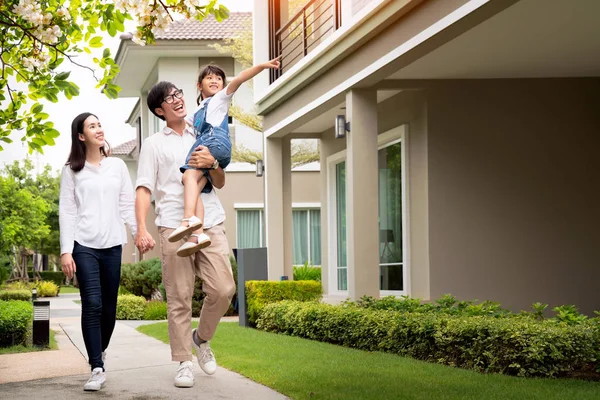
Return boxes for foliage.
[257,301,600,378]
[33,280,59,297]
[37,271,64,286]
[349,294,512,318]
[293,262,321,282]
[120,257,162,299]
[552,305,588,326]
[144,300,167,320]
[0,300,33,347]
[0,289,32,301]
[245,280,322,325]
[116,294,146,320]
[0,0,229,153]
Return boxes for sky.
[0,0,253,174]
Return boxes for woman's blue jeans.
[73,242,122,371]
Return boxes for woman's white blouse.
[59,157,137,255]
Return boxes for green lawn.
[59,286,79,294]
[0,329,58,355]
[137,322,600,400]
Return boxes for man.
[135,81,236,388]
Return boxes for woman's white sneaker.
[192,329,217,375]
[83,368,106,391]
[174,361,195,388]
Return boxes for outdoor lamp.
[33,300,50,347]
[31,287,37,301]
[256,159,265,177]
[335,115,350,139]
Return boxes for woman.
[59,112,138,391]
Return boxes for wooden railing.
[269,0,342,83]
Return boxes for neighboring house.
[252,0,600,314]
[112,13,321,267]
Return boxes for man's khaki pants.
[158,223,235,362]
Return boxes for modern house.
[252,0,600,314]
[112,13,322,268]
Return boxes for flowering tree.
[0,0,229,153]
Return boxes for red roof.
[112,139,136,156]
[155,12,251,40]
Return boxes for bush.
[293,262,321,281]
[120,257,162,299]
[0,290,32,301]
[116,294,146,320]
[351,294,511,318]
[257,301,600,378]
[245,280,322,324]
[38,271,65,286]
[144,300,167,320]
[34,281,59,297]
[0,300,33,347]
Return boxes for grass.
[73,300,81,304]
[59,286,79,294]
[0,329,58,355]
[137,322,600,400]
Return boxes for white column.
[346,89,380,300]
[264,136,292,280]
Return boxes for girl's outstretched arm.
[226,56,281,95]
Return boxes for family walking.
[58,57,280,391]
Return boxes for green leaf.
[31,103,43,114]
[0,137,13,144]
[55,71,71,81]
[45,128,60,139]
[103,48,111,58]
[84,47,92,54]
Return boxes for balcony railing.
[269,0,342,84]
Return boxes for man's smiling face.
[155,87,187,122]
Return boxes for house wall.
[426,78,600,315]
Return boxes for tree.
[0,159,60,279]
[212,10,320,167]
[0,0,229,154]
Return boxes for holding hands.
[135,230,156,255]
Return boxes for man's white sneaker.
[174,361,195,388]
[83,368,106,391]
[192,329,217,375]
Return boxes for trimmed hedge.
[144,300,167,320]
[257,301,600,378]
[0,290,32,301]
[245,280,322,324]
[0,300,33,347]
[116,294,146,320]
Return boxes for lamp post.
[33,300,50,347]
[31,287,37,301]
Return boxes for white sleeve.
[135,139,157,193]
[58,166,77,255]
[119,160,137,238]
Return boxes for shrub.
[0,290,32,301]
[293,262,321,282]
[245,280,322,324]
[144,300,168,320]
[116,294,146,320]
[39,272,65,286]
[257,301,600,378]
[33,281,59,297]
[3,281,33,291]
[0,300,33,347]
[120,258,162,299]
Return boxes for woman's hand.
[61,253,76,280]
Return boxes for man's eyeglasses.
[162,89,184,104]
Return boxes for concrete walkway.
[0,293,288,400]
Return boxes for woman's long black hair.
[66,112,110,172]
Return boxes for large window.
[236,209,265,248]
[378,141,403,291]
[236,207,321,266]
[292,209,321,266]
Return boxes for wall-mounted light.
[335,115,350,139]
[256,159,264,177]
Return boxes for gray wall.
[426,78,600,315]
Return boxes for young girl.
[59,112,137,391]
[168,57,280,257]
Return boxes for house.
[252,0,600,314]
[112,12,322,268]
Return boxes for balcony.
[269,0,342,83]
